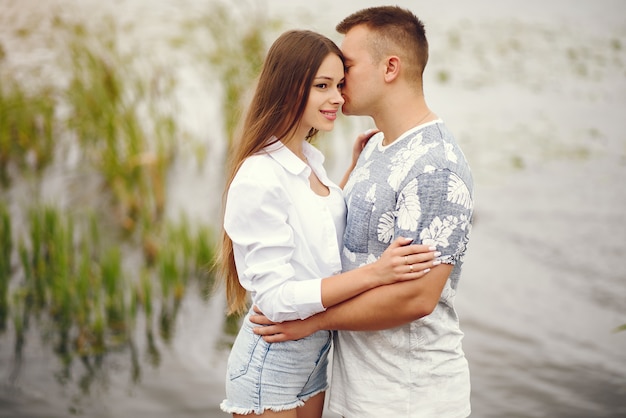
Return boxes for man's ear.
[384,56,400,82]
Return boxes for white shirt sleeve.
[224,165,324,322]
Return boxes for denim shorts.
[220,311,332,415]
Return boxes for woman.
[218,30,438,417]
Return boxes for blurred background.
[0,0,624,417]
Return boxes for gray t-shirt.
[329,120,474,417]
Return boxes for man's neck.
[377,102,436,146]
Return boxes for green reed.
[16,207,110,356]
[63,18,177,235]
[156,218,217,342]
[0,2,264,393]
[0,79,56,188]
[12,205,216,371]
[0,204,11,331]
[186,2,279,147]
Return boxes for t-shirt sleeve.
[395,169,473,265]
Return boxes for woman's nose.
[333,88,345,104]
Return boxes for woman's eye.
[315,83,328,89]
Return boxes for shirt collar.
[263,138,323,176]
[378,119,443,151]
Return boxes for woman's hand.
[371,237,441,286]
[351,128,380,165]
[340,128,381,189]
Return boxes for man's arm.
[252,263,451,342]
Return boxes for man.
[252,6,473,417]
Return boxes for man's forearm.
[251,264,451,342]
[313,264,452,332]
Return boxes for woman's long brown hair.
[217,30,343,316]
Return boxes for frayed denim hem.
[220,399,304,415]
[219,387,327,415]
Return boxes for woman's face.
[301,53,345,134]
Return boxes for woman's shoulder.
[233,152,284,186]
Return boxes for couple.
[218,5,474,418]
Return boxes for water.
[458,159,626,417]
[1,0,625,416]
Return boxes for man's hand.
[250,306,320,342]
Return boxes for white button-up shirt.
[224,139,346,323]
